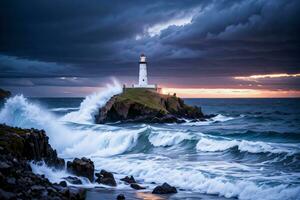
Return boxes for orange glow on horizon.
[234,73,300,80]
[161,88,300,98]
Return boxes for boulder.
[152,182,177,194]
[95,170,117,186]
[120,175,136,184]
[130,183,145,190]
[67,157,94,182]
[59,181,67,187]
[117,194,125,200]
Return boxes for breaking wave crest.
[62,79,122,124]
[0,81,139,157]
[196,137,299,155]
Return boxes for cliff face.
[95,89,205,124]
[0,124,85,199]
[0,124,64,168]
[0,88,11,100]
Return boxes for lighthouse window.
[143,79,144,81]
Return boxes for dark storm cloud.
[0,0,300,91]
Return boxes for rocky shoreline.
[95,89,211,124]
[0,124,178,199]
[0,124,85,199]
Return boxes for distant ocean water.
[0,84,299,199]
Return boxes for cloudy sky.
[0,0,300,97]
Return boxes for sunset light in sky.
[161,88,300,98]
[234,73,300,81]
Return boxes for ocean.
[0,84,299,200]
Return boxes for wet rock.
[59,180,67,187]
[0,88,11,99]
[0,188,16,199]
[69,188,86,200]
[130,183,146,190]
[0,124,86,199]
[117,194,125,200]
[152,182,177,194]
[6,177,16,185]
[67,157,94,182]
[63,176,82,185]
[31,185,45,191]
[120,175,136,184]
[95,169,117,186]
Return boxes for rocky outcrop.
[0,124,85,200]
[0,124,64,168]
[0,88,11,100]
[121,175,136,184]
[95,170,117,186]
[67,157,94,182]
[95,89,206,124]
[152,182,177,194]
[130,183,145,190]
[117,194,126,200]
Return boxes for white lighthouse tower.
[138,54,148,86]
[133,54,156,89]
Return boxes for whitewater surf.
[0,84,299,200]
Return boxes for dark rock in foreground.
[0,124,64,169]
[152,182,177,194]
[95,169,117,186]
[67,157,94,182]
[0,124,85,199]
[120,175,136,184]
[130,183,145,190]
[95,89,206,124]
[117,194,126,200]
[0,88,11,100]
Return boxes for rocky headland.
[95,88,209,124]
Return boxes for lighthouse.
[133,54,156,89]
[123,53,160,92]
[138,54,148,86]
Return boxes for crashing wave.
[196,137,298,155]
[62,79,122,124]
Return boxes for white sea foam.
[92,156,300,200]
[212,114,235,122]
[62,79,122,124]
[183,114,236,126]
[50,107,79,112]
[196,137,297,155]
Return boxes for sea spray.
[0,95,83,152]
[62,79,122,124]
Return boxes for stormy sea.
[0,82,299,200]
